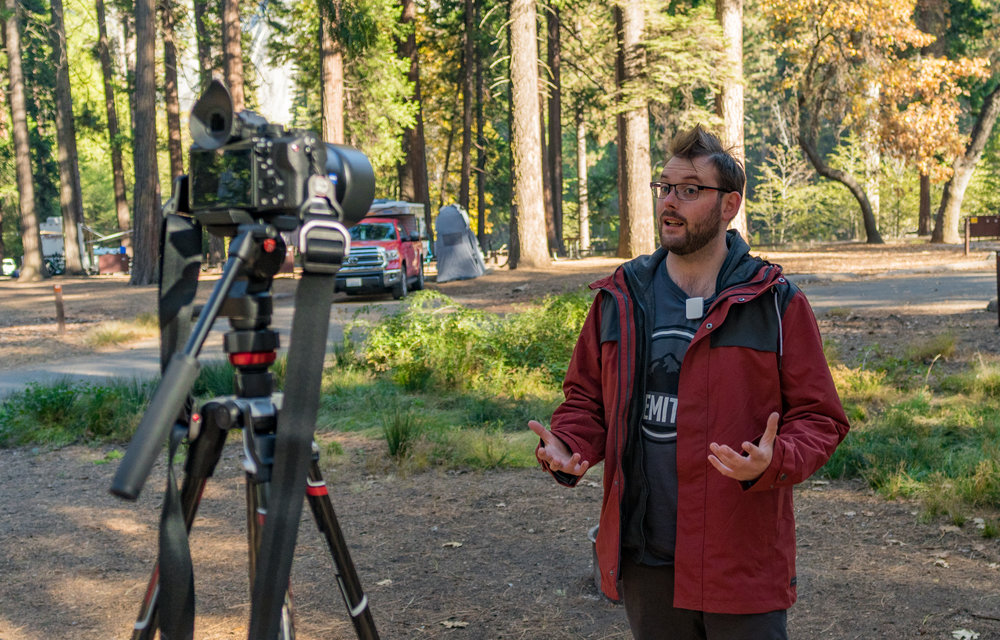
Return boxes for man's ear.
[721,191,742,223]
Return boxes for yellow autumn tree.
[761,0,987,243]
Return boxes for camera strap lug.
[299,218,350,275]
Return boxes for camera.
[183,79,375,235]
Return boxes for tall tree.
[396,0,432,239]
[129,0,160,284]
[458,0,473,209]
[319,0,344,143]
[474,1,486,248]
[49,0,87,274]
[222,0,245,110]
[95,0,131,253]
[546,3,564,255]
[509,0,550,268]
[4,0,46,281]
[193,0,217,91]
[715,0,747,240]
[614,0,654,258]
[932,84,1000,243]
[759,0,981,244]
[161,0,183,178]
[575,110,590,252]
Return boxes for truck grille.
[341,246,386,270]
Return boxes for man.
[528,125,849,639]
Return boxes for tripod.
[112,214,379,640]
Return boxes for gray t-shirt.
[637,262,711,565]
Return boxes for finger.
[710,443,745,467]
[529,420,557,448]
[708,454,734,477]
[760,412,780,447]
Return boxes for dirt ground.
[2,241,1000,639]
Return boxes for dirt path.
[2,242,1000,638]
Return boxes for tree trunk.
[396,0,433,240]
[49,0,87,274]
[458,0,474,209]
[918,172,931,236]
[475,1,486,249]
[931,83,1000,244]
[615,0,654,258]
[439,97,458,209]
[129,0,161,285]
[508,0,549,268]
[576,112,590,252]
[193,0,215,91]
[161,0,183,178]
[540,98,557,253]
[222,0,245,111]
[799,133,883,243]
[5,0,47,281]
[547,5,564,256]
[95,0,131,254]
[715,0,747,241]
[320,0,344,143]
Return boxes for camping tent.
[434,205,487,283]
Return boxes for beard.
[659,199,724,256]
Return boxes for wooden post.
[995,251,999,328]
[965,218,971,256]
[53,284,66,334]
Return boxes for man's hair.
[668,125,745,195]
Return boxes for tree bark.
[615,0,654,258]
[458,0,474,209]
[475,1,486,249]
[931,83,1000,244]
[540,98,557,253]
[161,0,183,178]
[193,0,215,91]
[918,172,931,236]
[715,0,747,241]
[49,0,87,274]
[222,0,245,111]
[95,0,131,254]
[576,112,590,252]
[5,0,47,281]
[508,0,549,268]
[396,0,433,240]
[129,0,161,284]
[320,0,344,143]
[546,5,564,255]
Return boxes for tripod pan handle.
[110,353,201,500]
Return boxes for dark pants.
[620,559,788,640]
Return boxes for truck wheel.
[413,261,425,291]
[392,264,408,299]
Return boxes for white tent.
[434,205,486,283]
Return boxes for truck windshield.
[349,222,396,241]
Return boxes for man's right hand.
[528,420,590,476]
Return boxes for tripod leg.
[245,455,298,639]
[304,457,380,640]
[129,421,229,639]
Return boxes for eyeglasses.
[650,181,727,201]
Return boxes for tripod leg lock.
[300,219,351,275]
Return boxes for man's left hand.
[707,412,780,482]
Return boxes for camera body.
[184,79,374,235]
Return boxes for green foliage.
[360,289,591,391]
[0,379,153,446]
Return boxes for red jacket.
[544,237,849,613]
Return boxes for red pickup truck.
[335,200,427,299]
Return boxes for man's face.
[655,156,731,256]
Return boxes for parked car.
[335,200,426,299]
[2,258,19,278]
